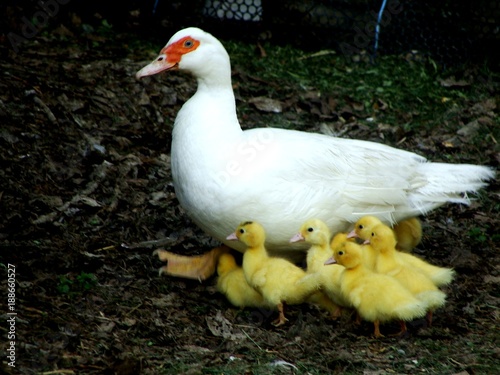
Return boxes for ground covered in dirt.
[1,14,499,375]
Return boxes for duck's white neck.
[174,49,241,139]
[169,59,243,225]
[195,64,232,93]
[189,45,234,93]
[173,81,242,146]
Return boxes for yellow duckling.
[227,221,320,326]
[216,253,267,308]
[291,220,351,318]
[350,216,455,287]
[291,218,336,272]
[337,230,377,271]
[324,233,357,316]
[368,224,447,325]
[393,217,422,252]
[329,223,377,271]
[327,241,427,338]
[348,215,421,252]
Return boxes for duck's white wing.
[208,127,492,252]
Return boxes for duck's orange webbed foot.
[153,245,230,281]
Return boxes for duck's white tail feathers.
[410,163,495,214]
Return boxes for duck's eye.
[307,227,313,232]
[358,224,364,229]
[184,39,194,48]
[157,56,164,61]
[239,229,245,234]
[338,251,344,256]
[371,232,375,237]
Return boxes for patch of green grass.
[57,272,97,297]
[468,227,488,243]
[225,40,500,136]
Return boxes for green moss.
[225,40,500,136]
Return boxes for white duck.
[136,27,494,279]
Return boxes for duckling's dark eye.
[307,227,313,232]
[358,224,364,229]
[338,251,344,256]
[239,229,245,234]
[184,39,194,48]
[371,232,375,237]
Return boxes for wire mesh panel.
[203,0,263,21]
[200,0,499,66]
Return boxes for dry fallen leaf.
[457,119,481,139]
[248,96,283,113]
[122,318,137,327]
[98,321,116,333]
[79,196,102,207]
[472,98,496,113]
[483,275,500,284]
[439,77,471,88]
[150,293,178,308]
[205,311,246,340]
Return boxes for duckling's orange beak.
[346,230,358,239]
[324,257,337,265]
[289,233,305,243]
[226,232,238,241]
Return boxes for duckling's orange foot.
[272,315,289,327]
[373,321,384,338]
[331,307,343,320]
[153,245,230,281]
[426,311,433,327]
[272,303,288,326]
[389,320,409,337]
[354,312,362,325]
[389,330,409,338]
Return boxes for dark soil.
[1,18,499,375]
